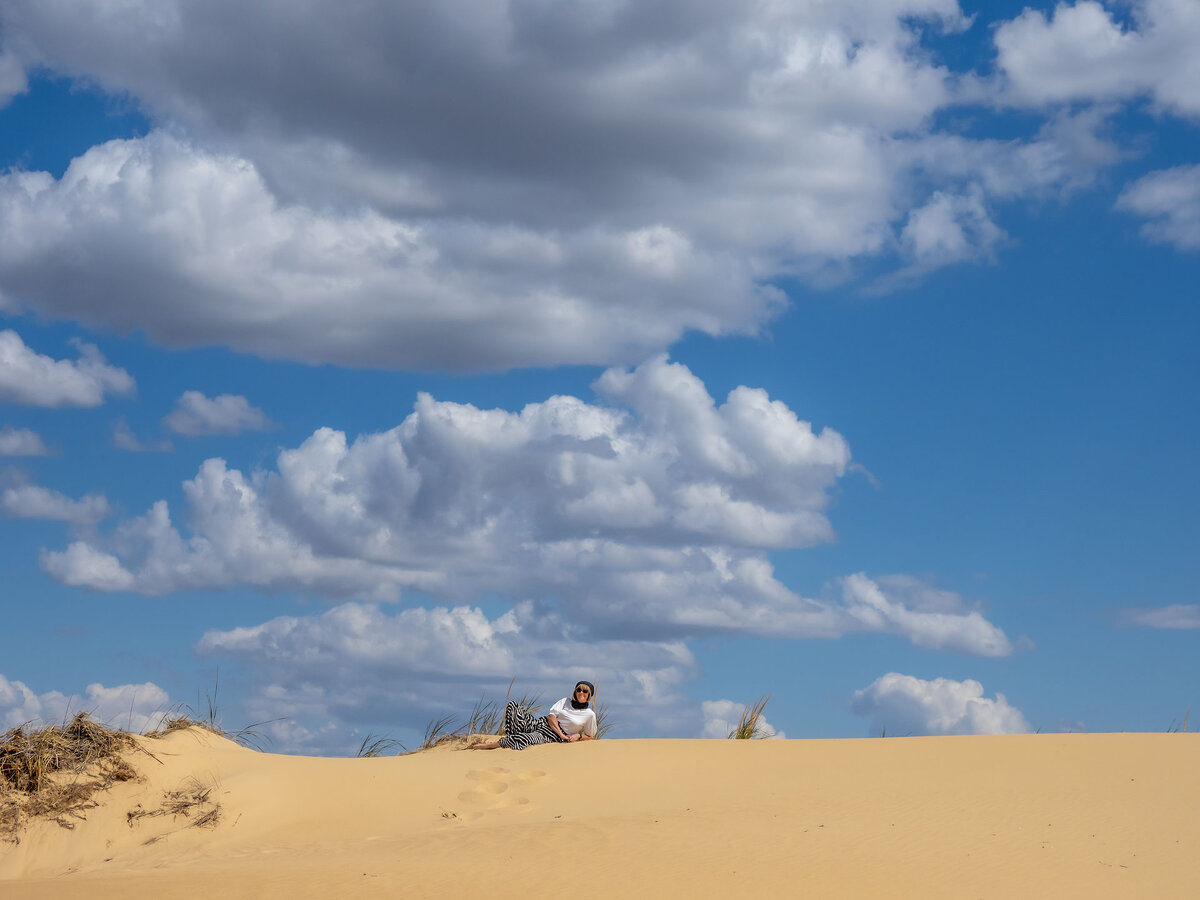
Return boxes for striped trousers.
[498,700,562,750]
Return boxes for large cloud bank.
[0,0,1150,370]
[40,358,1010,654]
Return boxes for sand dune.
[2,728,1197,898]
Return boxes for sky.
[1,0,1197,754]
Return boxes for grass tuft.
[728,695,773,740]
[421,714,459,749]
[0,713,141,842]
[145,691,279,752]
[1166,708,1191,733]
[412,683,550,751]
[356,733,407,757]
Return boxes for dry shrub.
[0,713,142,842]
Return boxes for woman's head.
[571,681,594,708]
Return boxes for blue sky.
[1,0,1197,752]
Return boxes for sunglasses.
[575,686,591,695]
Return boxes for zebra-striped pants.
[498,700,563,750]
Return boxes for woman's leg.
[503,700,537,737]
[493,703,563,750]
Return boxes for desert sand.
[2,727,1197,898]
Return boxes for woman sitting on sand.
[472,681,598,750]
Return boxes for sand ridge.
[2,729,1197,898]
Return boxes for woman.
[472,681,598,750]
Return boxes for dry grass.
[145,711,274,752]
[356,734,406,757]
[409,685,548,753]
[144,675,278,752]
[728,695,773,739]
[0,713,142,842]
[127,777,222,838]
[593,700,614,739]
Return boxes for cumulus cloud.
[37,357,1010,655]
[1,483,110,524]
[164,391,273,436]
[1119,604,1200,629]
[0,425,49,456]
[0,2,1126,368]
[41,357,848,598]
[1116,165,1200,250]
[198,601,696,750]
[850,672,1030,736]
[0,673,169,732]
[0,134,777,370]
[700,699,784,739]
[994,0,1200,117]
[0,330,134,407]
[877,185,1009,287]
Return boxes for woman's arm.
[546,713,572,742]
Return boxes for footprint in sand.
[455,767,539,817]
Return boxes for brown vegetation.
[0,713,142,842]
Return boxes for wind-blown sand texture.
[2,728,1196,898]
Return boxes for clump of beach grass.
[145,677,278,751]
[592,699,614,739]
[0,713,143,842]
[728,695,773,739]
[409,681,550,752]
[356,733,407,757]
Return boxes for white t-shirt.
[548,697,598,737]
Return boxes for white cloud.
[994,0,1200,117]
[886,185,1007,284]
[0,134,778,370]
[41,541,136,591]
[40,357,848,597]
[1,483,110,524]
[37,358,1010,655]
[851,672,1030,736]
[0,673,169,732]
[0,426,49,456]
[1116,165,1200,251]
[0,329,134,407]
[700,699,784,739]
[164,391,273,436]
[836,573,1013,656]
[1119,604,1200,629]
[0,2,1128,368]
[198,601,697,751]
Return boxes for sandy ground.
[1,728,1197,898]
